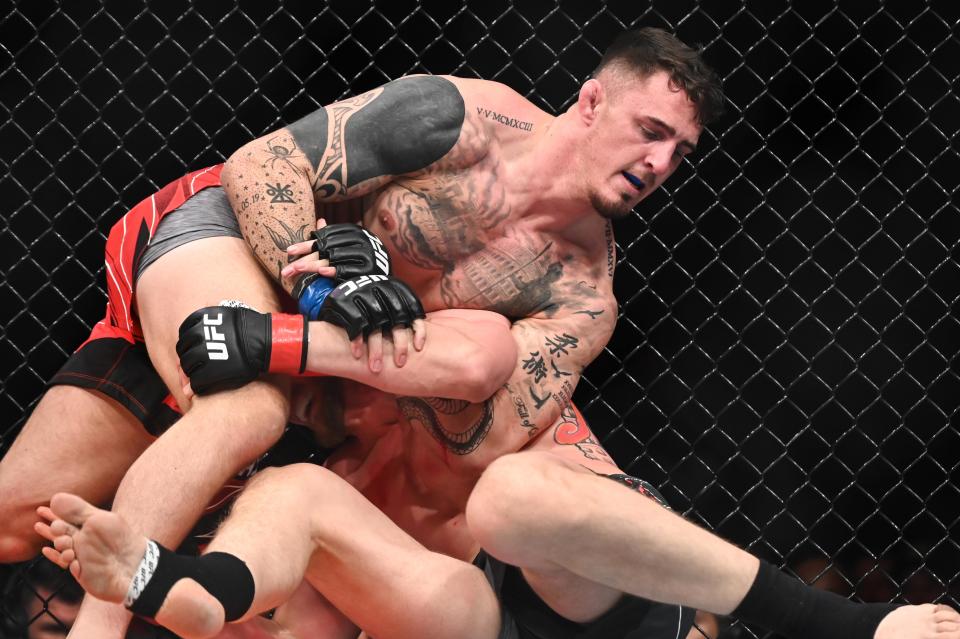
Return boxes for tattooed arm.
[399,259,618,468]
[222,76,467,293]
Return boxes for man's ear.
[577,78,605,126]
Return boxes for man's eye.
[640,126,660,140]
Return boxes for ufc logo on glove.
[202,313,229,360]
[337,274,388,296]
[363,228,390,276]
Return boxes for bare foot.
[35,492,147,604]
[875,604,960,639]
[36,493,226,639]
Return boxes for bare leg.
[40,464,501,639]
[467,451,756,614]
[210,464,500,639]
[0,386,152,562]
[68,236,292,638]
[466,451,960,639]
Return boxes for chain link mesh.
[1,1,958,637]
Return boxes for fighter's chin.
[589,191,635,220]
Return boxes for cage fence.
[1,1,958,637]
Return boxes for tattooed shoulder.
[286,76,467,199]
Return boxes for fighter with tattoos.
[211,27,953,639]
[9,26,955,639]
[40,323,958,639]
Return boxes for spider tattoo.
[263,136,303,174]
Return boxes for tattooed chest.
[364,171,559,316]
[376,163,510,263]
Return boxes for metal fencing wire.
[1,1,958,637]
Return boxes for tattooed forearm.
[265,217,311,251]
[397,396,493,455]
[545,333,579,357]
[266,183,297,204]
[224,152,315,293]
[263,135,305,175]
[264,217,310,278]
[522,351,548,383]
[553,406,615,464]
[529,386,550,410]
[551,379,575,410]
[520,326,589,414]
[550,360,571,379]
[504,383,539,437]
[476,107,534,132]
[237,192,263,216]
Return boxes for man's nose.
[645,143,675,176]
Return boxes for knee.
[437,563,501,639]
[466,452,574,548]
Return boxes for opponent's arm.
[305,310,517,402]
[222,76,466,295]
[178,304,517,404]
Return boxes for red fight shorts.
[50,165,224,435]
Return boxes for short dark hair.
[594,27,725,126]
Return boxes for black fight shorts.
[475,474,695,639]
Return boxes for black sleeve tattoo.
[286,76,466,198]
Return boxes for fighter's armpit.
[287,76,466,199]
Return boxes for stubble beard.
[589,189,634,220]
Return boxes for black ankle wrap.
[127,542,256,622]
[732,560,898,639]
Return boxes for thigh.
[506,450,626,623]
[297,471,500,639]
[487,448,680,627]
[0,386,152,559]
[135,236,284,410]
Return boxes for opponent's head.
[288,378,347,448]
[576,28,724,219]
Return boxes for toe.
[53,534,73,552]
[41,546,69,569]
[934,604,960,622]
[36,505,56,523]
[34,521,55,542]
[50,492,99,527]
[50,519,78,536]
